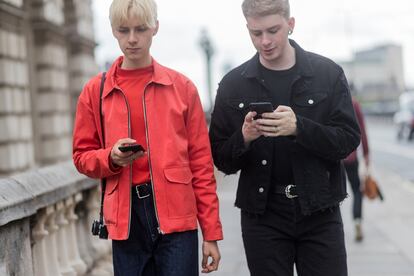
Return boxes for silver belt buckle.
[285,184,298,199]
[136,184,150,199]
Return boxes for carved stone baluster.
[55,201,76,276]
[32,209,50,276]
[44,205,62,276]
[66,195,87,274]
[75,191,94,269]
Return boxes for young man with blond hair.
[73,0,222,275]
[209,0,360,275]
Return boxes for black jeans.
[241,193,347,276]
[112,185,199,276]
[344,161,363,219]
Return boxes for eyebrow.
[118,23,147,29]
[248,24,280,32]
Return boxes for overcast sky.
[92,0,414,109]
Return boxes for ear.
[288,17,295,32]
[153,20,159,36]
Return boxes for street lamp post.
[199,28,214,115]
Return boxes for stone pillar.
[26,0,72,166]
[0,1,34,177]
[64,0,98,125]
[0,218,33,276]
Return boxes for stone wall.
[0,161,112,276]
[0,0,98,177]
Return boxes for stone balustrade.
[0,161,113,275]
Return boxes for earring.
[288,30,293,35]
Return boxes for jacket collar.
[102,56,173,98]
[241,39,314,79]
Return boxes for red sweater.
[344,99,369,163]
[115,62,152,184]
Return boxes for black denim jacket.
[209,40,361,215]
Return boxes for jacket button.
[308,99,314,105]
[261,160,267,165]
[259,187,264,193]
[238,103,244,108]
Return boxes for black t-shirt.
[260,63,297,187]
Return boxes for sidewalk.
[213,165,414,276]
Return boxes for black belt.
[133,183,152,199]
[273,184,298,199]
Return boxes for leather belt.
[133,183,151,199]
[273,184,298,199]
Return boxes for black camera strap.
[99,72,107,226]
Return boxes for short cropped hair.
[242,0,290,19]
[109,0,157,28]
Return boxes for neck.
[121,55,152,70]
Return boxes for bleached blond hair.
[109,0,157,28]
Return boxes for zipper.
[114,86,134,238]
[142,82,162,234]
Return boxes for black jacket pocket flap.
[293,92,327,107]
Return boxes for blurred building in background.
[339,44,405,114]
[0,0,98,177]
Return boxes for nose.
[261,33,271,47]
[128,30,138,44]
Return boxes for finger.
[201,254,208,270]
[245,111,256,122]
[117,138,136,146]
[210,257,219,271]
[260,111,277,119]
[257,118,278,126]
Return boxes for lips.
[263,47,275,54]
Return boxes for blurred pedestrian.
[344,97,370,242]
[209,0,360,275]
[72,0,222,275]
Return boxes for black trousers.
[241,193,347,276]
[344,161,363,220]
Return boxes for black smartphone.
[249,102,274,119]
[118,144,145,153]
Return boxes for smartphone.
[249,102,274,119]
[118,144,145,153]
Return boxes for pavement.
[212,163,414,276]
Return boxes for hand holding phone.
[118,144,145,153]
[249,102,274,120]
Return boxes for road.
[367,117,414,181]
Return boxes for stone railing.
[0,161,113,276]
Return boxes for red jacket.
[73,57,223,241]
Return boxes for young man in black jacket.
[209,0,360,275]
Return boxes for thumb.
[275,105,290,112]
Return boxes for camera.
[91,219,108,239]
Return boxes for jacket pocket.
[103,177,119,225]
[292,92,327,107]
[164,166,197,218]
